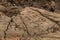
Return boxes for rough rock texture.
[0,7,60,40]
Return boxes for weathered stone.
[6,15,25,38]
[0,5,7,12]
[0,12,11,37]
[0,7,60,40]
[20,7,59,36]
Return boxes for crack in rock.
[4,18,13,40]
[19,15,31,36]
